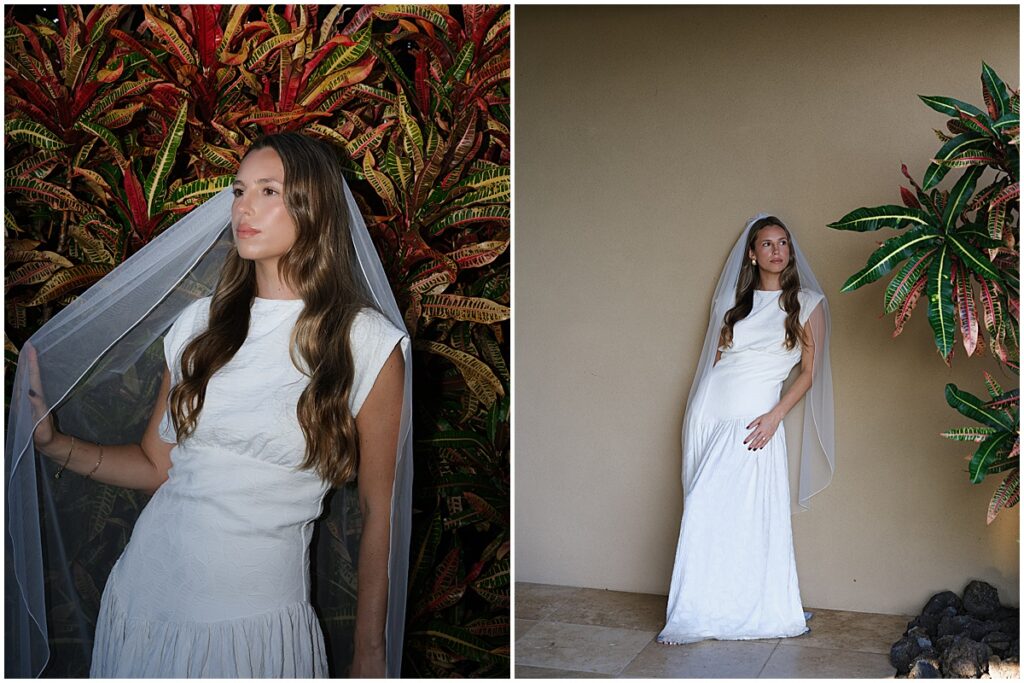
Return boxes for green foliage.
[942,379,1019,522]
[831,64,1018,523]
[4,4,509,676]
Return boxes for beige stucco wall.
[514,5,1019,615]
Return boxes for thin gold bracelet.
[54,436,75,480]
[86,445,104,480]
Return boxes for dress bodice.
[107,296,406,624]
[717,289,803,379]
[701,289,821,421]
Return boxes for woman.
[658,215,834,645]
[11,133,411,677]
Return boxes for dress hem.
[656,625,809,645]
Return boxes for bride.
[658,215,835,645]
[9,132,413,677]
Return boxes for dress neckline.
[253,296,304,306]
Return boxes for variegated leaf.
[415,340,504,406]
[142,10,196,65]
[841,225,940,293]
[7,178,93,214]
[969,432,1014,484]
[942,166,984,230]
[828,205,931,232]
[947,232,1001,283]
[923,134,988,190]
[989,182,1019,208]
[6,120,67,150]
[166,175,233,206]
[24,264,111,307]
[981,62,1011,119]
[946,383,1015,431]
[926,246,955,361]
[75,119,128,169]
[954,266,979,356]
[144,100,189,216]
[448,241,508,270]
[942,426,997,442]
[428,205,510,237]
[919,94,986,118]
[421,294,510,324]
[983,371,1003,399]
[301,59,375,108]
[309,27,371,83]
[988,469,1019,524]
[363,151,398,208]
[883,248,934,314]
[5,261,63,289]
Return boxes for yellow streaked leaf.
[421,294,510,324]
[415,340,504,406]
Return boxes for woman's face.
[231,147,298,267]
[748,224,791,274]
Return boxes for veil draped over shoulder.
[683,213,835,513]
[6,183,413,677]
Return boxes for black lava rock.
[891,635,923,676]
[923,590,963,615]
[907,659,941,678]
[983,631,1012,655]
[963,581,1001,619]
[938,614,979,638]
[911,612,942,639]
[941,636,991,678]
[907,626,933,651]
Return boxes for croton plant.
[830,64,1019,524]
[5,4,508,677]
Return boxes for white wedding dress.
[90,296,406,677]
[659,289,821,644]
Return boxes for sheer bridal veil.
[6,181,413,676]
[683,213,835,512]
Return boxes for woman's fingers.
[24,344,56,447]
[25,344,46,400]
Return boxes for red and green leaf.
[987,469,1019,524]
[926,246,955,361]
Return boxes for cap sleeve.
[349,307,409,416]
[158,297,212,443]
[798,289,825,325]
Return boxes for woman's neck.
[254,261,300,300]
[757,272,782,291]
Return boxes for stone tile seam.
[776,641,893,656]
[756,640,782,678]
[612,634,656,677]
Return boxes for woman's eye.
[262,187,278,196]
[231,188,243,197]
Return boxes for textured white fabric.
[659,289,816,645]
[683,214,835,515]
[89,297,406,678]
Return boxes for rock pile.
[890,581,1019,678]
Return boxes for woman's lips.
[236,225,260,238]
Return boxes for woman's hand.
[350,644,386,678]
[744,409,783,451]
[25,344,58,451]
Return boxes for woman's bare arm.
[743,303,822,450]
[28,345,175,494]
[350,344,404,678]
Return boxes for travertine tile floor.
[516,582,910,678]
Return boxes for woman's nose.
[234,195,253,216]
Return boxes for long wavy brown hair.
[168,132,373,486]
[721,216,803,351]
